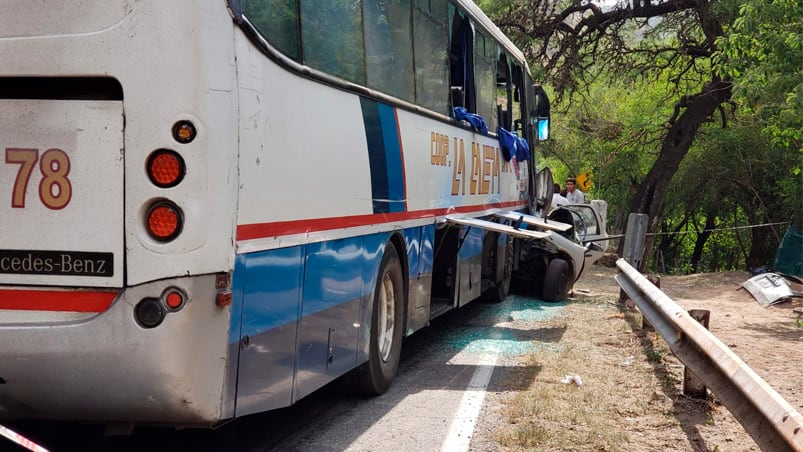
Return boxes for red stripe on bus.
[0,289,118,312]
[237,202,526,241]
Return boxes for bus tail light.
[172,120,197,143]
[146,201,183,242]
[163,288,185,310]
[215,273,232,307]
[147,149,185,188]
[216,292,232,307]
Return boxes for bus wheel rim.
[378,271,395,362]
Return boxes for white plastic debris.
[620,355,635,366]
[560,374,583,386]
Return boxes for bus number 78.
[5,148,72,210]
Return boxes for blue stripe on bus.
[377,103,405,212]
[361,98,405,214]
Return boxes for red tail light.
[146,201,183,241]
[147,149,185,188]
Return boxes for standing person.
[552,183,569,207]
[565,177,585,203]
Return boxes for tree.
[484,0,739,269]
[715,0,803,226]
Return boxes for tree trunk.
[746,225,780,270]
[691,213,716,273]
[619,79,732,270]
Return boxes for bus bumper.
[0,274,232,426]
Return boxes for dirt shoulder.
[481,263,803,451]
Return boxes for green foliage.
[647,110,798,272]
[482,0,801,272]
[536,74,686,233]
[645,348,664,363]
[715,0,803,154]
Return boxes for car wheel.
[542,258,571,302]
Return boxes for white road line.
[440,352,499,452]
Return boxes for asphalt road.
[3,294,566,452]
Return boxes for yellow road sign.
[576,172,592,191]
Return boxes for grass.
[493,295,678,451]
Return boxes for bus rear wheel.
[358,243,404,396]
[542,258,571,302]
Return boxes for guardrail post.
[683,309,710,398]
[622,213,649,269]
[620,213,649,306]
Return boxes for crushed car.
[508,169,610,301]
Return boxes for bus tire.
[358,243,404,396]
[490,236,513,303]
[542,258,571,302]
[498,238,513,300]
[482,233,513,303]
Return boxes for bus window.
[413,0,450,115]
[241,0,301,62]
[364,0,415,102]
[300,2,366,85]
[448,5,474,113]
[496,52,512,131]
[474,29,497,131]
[511,64,524,134]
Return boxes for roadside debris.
[741,272,803,306]
[620,355,635,367]
[560,375,584,386]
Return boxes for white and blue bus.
[0,0,562,427]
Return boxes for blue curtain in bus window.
[474,31,497,132]
[301,1,366,85]
[497,126,530,161]
[413,0,449,115]
[516,135,530,160]
[497,126,516,161]
[454,106,488,135]
[241,0,301,62]
[364,0,415,102]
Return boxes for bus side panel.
[294,234,386,402]
[234,39,373,229]
[457,227,484,307]
[404,225,435,335]
[233,29,528,244]
[395,108,527,214]
[232,247,304,416]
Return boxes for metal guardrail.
[615,258,803,452]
